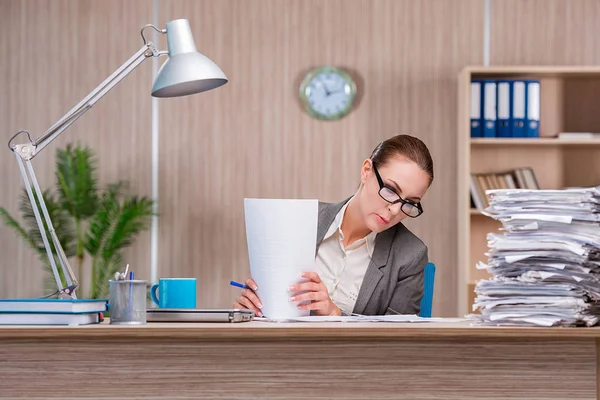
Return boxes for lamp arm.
[11,43,158,161]
[14,151,78,298]
[7,41,159,299]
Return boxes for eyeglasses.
[372,162,424,218]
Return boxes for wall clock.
[299,66,357,121]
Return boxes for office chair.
[419,262,436,318]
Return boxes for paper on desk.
[244,198,318,320]
[254,314,467,323]
[364,315,467,323]
[256,315,360,322]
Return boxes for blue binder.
[511,80,526,137]
[496,80,512,138]
[482,80,497,138]
[470,80,482,138]
[525,80,540,138]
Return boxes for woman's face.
[358,156,430,233]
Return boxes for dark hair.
[369,134,434,185]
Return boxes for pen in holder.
[109,265,147,325]
[129,271,134,320]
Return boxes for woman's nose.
[388,202,402,215]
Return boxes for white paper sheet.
[244,198,318,320]
[508,214,572,223]
[254,315,468,323]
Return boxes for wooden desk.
[1,321,599,399]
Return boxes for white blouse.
[314,199,377,314]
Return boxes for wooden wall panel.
[491,0,600,66]
[0,1,153,298]
[158,0,483,316]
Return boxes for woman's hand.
[233,278,263,317]
[289,272,341,316]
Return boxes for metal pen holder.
[109,279,148,325]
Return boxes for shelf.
[471,138,600,146]
[463,65,600,78]
[458,65,600,317]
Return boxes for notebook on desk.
[146,308,254,323]
[0,312,102,326]
[0,298,107,313]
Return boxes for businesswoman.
[234,134,434,317]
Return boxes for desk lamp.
[7,19,227,299]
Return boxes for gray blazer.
[317,198,428,315]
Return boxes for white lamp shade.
[151,19,227,98]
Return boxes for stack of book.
[471,186,600,327]
[0,298,107,325]
[470,167,539,210]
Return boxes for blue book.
[0,312,101,325]
[482,80,497,138]
[525,80,540,138]
[470,80,483,138]
[496,80,512,138]
[511,80,527,137]
[0,298,107,313]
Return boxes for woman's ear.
[360,159,372,185]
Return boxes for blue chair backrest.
[419,262,436,318]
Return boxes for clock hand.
[321,81,331,96]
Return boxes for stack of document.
[471,187,600,327]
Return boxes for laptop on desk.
[146,308,254,323]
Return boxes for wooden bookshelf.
[457,66,600,316]
[471,138,600,146]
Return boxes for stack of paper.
[471,187,600,327]
[244,198,318,320]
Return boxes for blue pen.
[129,271,134,318]
[230,280,250,289]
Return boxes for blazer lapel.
[352,225,395,315]
[316,197,351,253]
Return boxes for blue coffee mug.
[150,278,197,309]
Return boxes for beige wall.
[490,0,600,66]
[4,0,595,316]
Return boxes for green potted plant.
[0,143,154,299]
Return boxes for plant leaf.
[84,187,121,257]
[101,196,154,260]
[85,184,153,299]
[56,143,99,220]
[105,181,128,200]
[1,196,73,295]
[85,193,154,261]
[90,252,123,299]
[0,206,40,255]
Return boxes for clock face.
[299,66,356,120]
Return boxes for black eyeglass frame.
[371,162,424,218]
